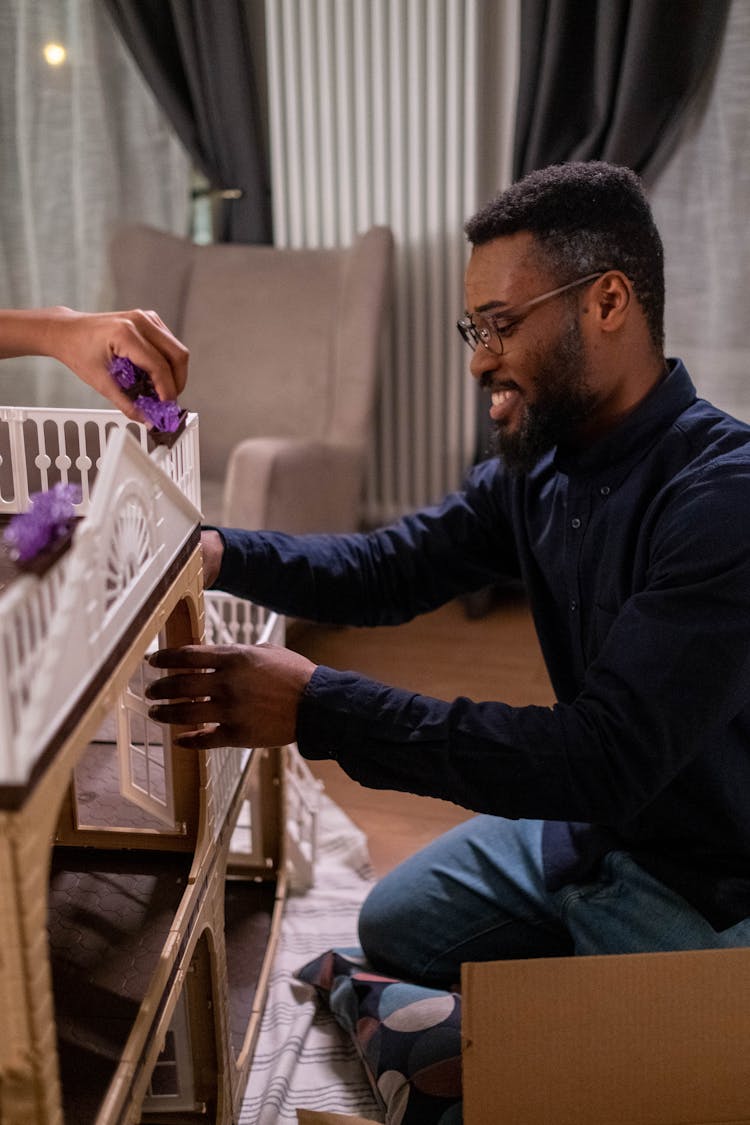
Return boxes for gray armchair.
[110,224,393,531]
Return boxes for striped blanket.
[240,795,384,1123]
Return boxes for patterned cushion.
[296,948,463,1125]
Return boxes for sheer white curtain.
[650,0,750,421]
[0,0,191,408]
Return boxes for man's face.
[464,232,599,473]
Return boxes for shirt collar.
[552,358,697,479]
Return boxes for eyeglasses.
[457,271,605,356]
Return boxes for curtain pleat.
[103,0,271,243]
[513,0,731,183]
[650,0,750,421]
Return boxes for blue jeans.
[358,817,750,987]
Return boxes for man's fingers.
[148,645,239,671]
[145,642,306,751]
[173,726,247,751]
[145,671,214,701]
[147,701,225,725]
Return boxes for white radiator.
[265,0,516,525]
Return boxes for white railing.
[0,423,200,785]
[0,405,200,516]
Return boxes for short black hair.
[465,162,664,350]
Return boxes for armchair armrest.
[221,438,365,533]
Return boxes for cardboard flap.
[462,947,750,1125]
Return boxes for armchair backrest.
[109,225,394,483]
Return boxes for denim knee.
[357,874,419,975]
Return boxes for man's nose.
[469,343,500,383]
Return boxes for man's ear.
[594,271,631,331]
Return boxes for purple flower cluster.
[109,354,141,391]
[134,395,183,432]
[3,482,82,562]
[109,355,182,433]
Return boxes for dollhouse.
[0,405,318,1124]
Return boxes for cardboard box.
[301,948,750,1125]
[463,947,750,1125]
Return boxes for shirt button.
[600,485,611,496]
[571,517,581,529]
[570,599,578,611]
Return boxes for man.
[147,162,750,985]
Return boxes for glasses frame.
[457,271,606,356]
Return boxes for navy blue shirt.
[215,361,750,928]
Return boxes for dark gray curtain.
[477,0,730,459]
[103,0,271,243]
[467,0,731,612]
[514,0,731,183]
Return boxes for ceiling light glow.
[43,42,67,66]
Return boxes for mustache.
[480,373,521,393]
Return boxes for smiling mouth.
[488,383,522,424]
[491,389,515,408]
[481,372,521,397]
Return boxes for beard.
[489,316,597,474]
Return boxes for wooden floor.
[288,591,554,878]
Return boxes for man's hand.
[145,642,317,750]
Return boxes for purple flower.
[4,482,82,562]
[109,354,139,390]
[134,394,182,433]
[108,355,182,433]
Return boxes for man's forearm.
[211,479,512,628]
